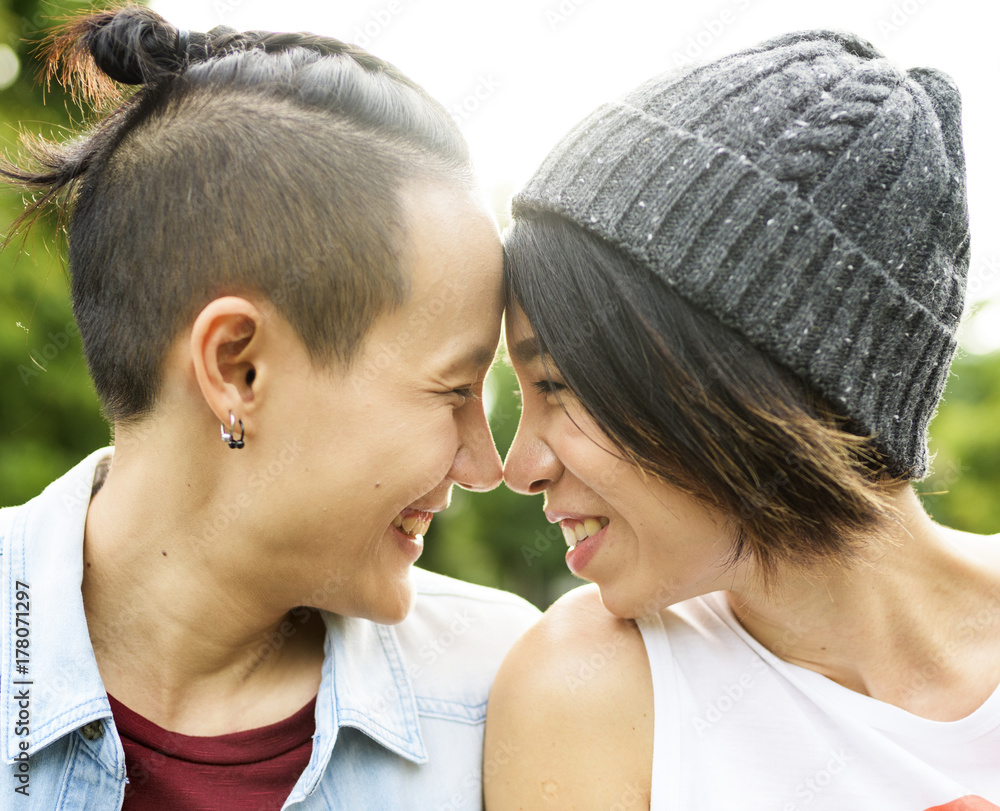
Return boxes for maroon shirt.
[109,694,316,811]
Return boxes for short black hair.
[3,6,473,421]
[505,212,904,584]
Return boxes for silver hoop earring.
[220,411,245,449]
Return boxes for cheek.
[558,434,630,496]
[413,406,460,449]
[388,410,461,491]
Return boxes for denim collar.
[2,448,427,785]
[1,449,120,774]
[291,612,428,800]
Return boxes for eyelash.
[531,380,568,397]
[451,386,480,403]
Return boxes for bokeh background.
[2,0,999,610]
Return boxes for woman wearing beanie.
[486,31,1000,810]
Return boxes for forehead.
[400,180,499,284]
[383,181,504,374]
[504,306,547,368]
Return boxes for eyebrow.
[470,346,499,369]
[510,337,549,364]
[446,345,499,375]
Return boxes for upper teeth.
[393,511,432,537]
[561,517,609,550]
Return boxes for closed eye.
[531,380,567,396]
[451,386,480,403]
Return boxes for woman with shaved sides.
[0,6,537,808]
[486,31,1000,810]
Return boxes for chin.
[364,576,416,625]
[597,590,648,620]
[598,580,685,620]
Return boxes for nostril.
[528,479,549,494]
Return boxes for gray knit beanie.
[512,30,969,480]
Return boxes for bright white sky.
[153,0,1000,352]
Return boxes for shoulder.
[490,583,651,688]
[484,584,653,810]
[391,568,541,718]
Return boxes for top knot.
[42,5,240,103]
[42,4,424,107]
[86,6,183,84]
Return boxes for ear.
[190,297,262,428]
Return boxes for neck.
[727,486,1000,721]
[82,434,325,735]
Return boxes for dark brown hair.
[504,213,904,583]
[2,5,472,421]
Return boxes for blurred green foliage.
[1,0,997,612]
[1,0,113,509]
[917,350,1000,533]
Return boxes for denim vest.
[0,450,539,809]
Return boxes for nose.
[503,412,561,496]
[448,396,503,492]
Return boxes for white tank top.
[636,592,1000,810]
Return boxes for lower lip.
[390,523,425,563]
[565,525,607,575]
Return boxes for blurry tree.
[916,349,1000,533]
[1,0,997,614]
[420,357,580,609]
[0,0,112,508]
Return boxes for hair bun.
[85,6,185,85]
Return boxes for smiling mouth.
[392,510,432,538]
[560,517,609,551]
